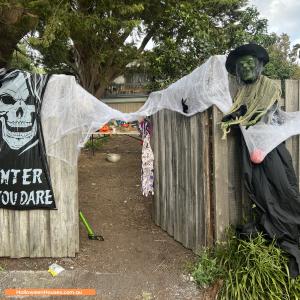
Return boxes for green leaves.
[192,249,223,289]
[264,33,300,81]
[193,231,300,300]
[145,2,271,90]
[3,0,300,97]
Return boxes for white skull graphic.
[0,72,37,150]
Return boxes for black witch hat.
[225,43,269,75]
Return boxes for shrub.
[192,249,222,289]
[192,231,300,300]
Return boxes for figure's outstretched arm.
[221,104,247,123]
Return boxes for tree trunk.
[74,44,123,99]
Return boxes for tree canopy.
[1,0,299,97]
[264,34,300,80]
[0,0,50,66]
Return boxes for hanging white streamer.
[41,55,232,166]
[41,54,300,166]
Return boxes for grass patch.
[192,231,300,300]
[192,249,222,289]
[84,136,110,151]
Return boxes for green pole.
[79,211,94,236]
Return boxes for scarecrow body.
[222,44,300,277]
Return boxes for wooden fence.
[151,79,300,254]
[102,96,147,113]
[0,79,299,258]
[0,134,79,258]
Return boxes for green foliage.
[9,42,44,73]
[226,6,274,48]
[193,231,300,300]
[192,249,223,289]
[2,0,299,96]
[16,0,275,96]
[84,136,109,151]
[264,34,300,80]
[145,4,275,90]
[28,0,149,96]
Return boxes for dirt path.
[0,136,202,299]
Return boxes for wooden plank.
[29,210,43,257]
[41,210,51,257]
[158,110,167,230]
[166,111,175,236]
[47,134,78,257]
[189,115,198,250]
[9,211,30,258]
[64,135,77,257]
[285,80,299,174]
[0,209,10,256]
[74,165,80,254]
[54,138,78,256]
[60,133,78,257]
[202,110,213,247]
[194,113,204,252]
[179,115,186,246]
[164,111,172,235]
[65,165,77,256]
[8,211,16,257]
[107,102,145,113]
[212,106,229,241]
[49,158,64,257]
[173,113,181,242]
[176,114,185,243]
[183,115,190,248]
[151,113,160,226]
[163,111,169,233]
[46,135,68,257]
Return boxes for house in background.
[102,65,150,113]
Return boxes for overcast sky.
[248,0,300,46]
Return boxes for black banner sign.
[0,70,56,209]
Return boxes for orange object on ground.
[100,124,110,132]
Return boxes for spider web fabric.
[41,54,299,166]
[41,55,233,166]
[240,107,300,161]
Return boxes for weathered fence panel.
[152,79,300,252]
[102,97,147,113]
[152,110,212,253]
[0,133,79,258]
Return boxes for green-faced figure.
[223,43,300,279]
[225,43,268,85]
[236,55,263,84]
